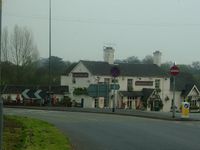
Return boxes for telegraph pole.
[0,0,3,149]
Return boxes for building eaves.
[65,62,78,75]
[119,91,143,97]
[119,88,154,102]
[141,88,155,102]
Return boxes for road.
[4,108,200,150]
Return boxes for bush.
[59,96,71,107]
[73,87,88,95]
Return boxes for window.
[135,81,153,86]
[127,97,132,109]
[112,79,118,83]
[191,100,197,107]
[104,78,110,83]
[72,72,89,78]
[155,79,160,89]
[94,98,99,108]
[104,98,109,107]
[127,79,133,91]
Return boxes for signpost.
[111,66,120,112]
[170,65,180,76]
[87,84,120,97]
[181,102,190,118]
[170,64,180,118]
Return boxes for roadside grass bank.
[3,115,71,150]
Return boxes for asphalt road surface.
[4,108,200,150]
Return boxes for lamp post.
[0,0,3,149]
[48,0,52,106]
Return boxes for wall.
[60,62,173,111]
[62,62,93,95]
[2,94,19,101]
[161,78,172,112]
[164,91,182,112]
[118,76,170,91]
[73,95,94,108]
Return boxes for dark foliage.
[1,56,72,86]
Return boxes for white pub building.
[61,47,200,112]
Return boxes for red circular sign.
[111,66,120,77]
[170,65,180,76]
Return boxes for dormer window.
[72,78,76,84]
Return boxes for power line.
[3,13,200,27]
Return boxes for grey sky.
[2,0,200,64]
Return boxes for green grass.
[3,115,71,150]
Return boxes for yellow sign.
[181,102,190,118]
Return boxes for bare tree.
[191,61,200,71]
[10,25,38,66]
[1,26,9,62]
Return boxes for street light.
[0,0,3,149]
[48,0,52,106]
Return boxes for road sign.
[34,90,42,99]
[21,89,30,99]
[170,65,180,76]
[87,84,109,97]
[110,84,120,90]
[181,102,190,118]
[21,89,47,99]
[87,84,120,97]
[111,66,120,77]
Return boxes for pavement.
[4,105,200,121]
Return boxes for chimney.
[103,46,115,64]
[153,51,162,66]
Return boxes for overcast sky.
[2,0,200,64]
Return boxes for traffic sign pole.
[110,66,120,112]
[170,64,180,118]
[172,76,176,118]
[112,77,116,112]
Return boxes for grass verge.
[3,115,71,150]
